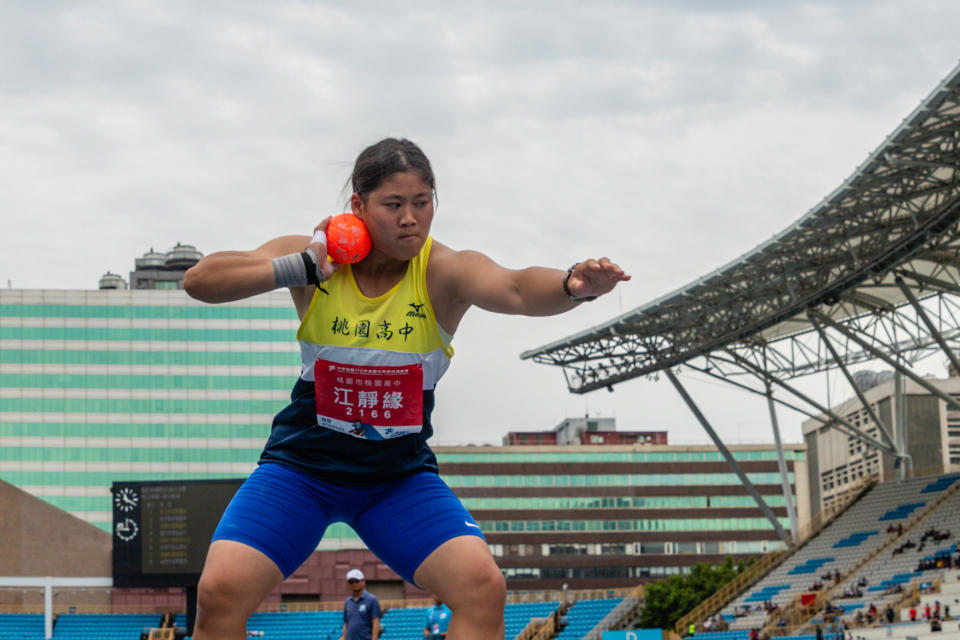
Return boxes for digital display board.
[112,479,243,588]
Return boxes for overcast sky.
[3,1,960,446]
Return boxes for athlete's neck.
[350,254,408,298]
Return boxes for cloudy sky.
[3,1,960,446]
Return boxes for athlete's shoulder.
[426,240,494,274]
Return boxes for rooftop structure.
[522,59,960,544]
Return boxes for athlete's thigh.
[211,462,334,578]
[413,534,503,610]
[351,472,484,586]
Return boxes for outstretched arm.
[429,244,630,329]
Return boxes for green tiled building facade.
[0,288,299,532]
[1,287,807,595]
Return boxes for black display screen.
[111,479,243,588]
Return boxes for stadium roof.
[522,60,960,394]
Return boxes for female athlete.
[183,138,630,640]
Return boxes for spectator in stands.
[867,603,877,623]
[748,628,758,640]
[931,615,942,632]
[424,595,451,639]
[857,576,868,587]
[815,625,823,640]
[341,569,381,640]
[885,604,894,624]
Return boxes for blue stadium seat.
[788,557,835,575]
[921,475,960,493]
[833,531,878,548]
[878,502,925,521]
[0,613,45,640]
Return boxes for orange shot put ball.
[325,213,372,264]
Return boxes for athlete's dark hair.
[351,138,436,200]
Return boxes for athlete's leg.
[414,535,506,640]
[350,473,505,640]
[194,540,284,640]
[194,463,336,640]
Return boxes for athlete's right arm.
[184,235,317,305]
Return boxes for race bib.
[313,358,423,440]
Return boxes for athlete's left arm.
[430,243,630,319]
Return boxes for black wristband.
[563,263,597,302]
[300,251,320,287]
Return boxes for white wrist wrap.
[272,253,308,288]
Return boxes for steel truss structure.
[521,62,960,542]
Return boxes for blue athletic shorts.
[211,462,485,585]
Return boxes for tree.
[638,557,748,630]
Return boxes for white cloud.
[2,0,960,445]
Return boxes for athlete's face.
[351,171,434,262]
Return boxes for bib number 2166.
[313,358,423,440]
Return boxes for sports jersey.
[259,237,454,484]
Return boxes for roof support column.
[661,366,789,542]
[765,380,799,539]
[896,276,960,378]
[722,350,897,456]
[895,372,909,482]
[807,313,899,452]
[44,580,52,640]
[810,310,960,414]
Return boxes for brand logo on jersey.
[406,302,427,318]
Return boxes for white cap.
[346,569,365,581]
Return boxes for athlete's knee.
[456,561,506,615]
[196,570,251,624]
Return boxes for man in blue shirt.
[341,569,381,640]
[424,595,452,639]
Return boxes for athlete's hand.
[308,217,340,283]
[566,258,630,300]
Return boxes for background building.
[504,416,669,446]
[443,442,807,591]
[802,369,960,514]
[0,249,809,604]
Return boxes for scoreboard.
[111,479,243,588]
